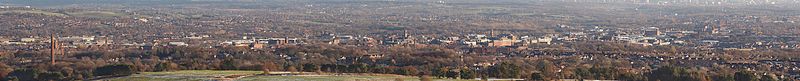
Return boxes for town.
[0,0,799,81]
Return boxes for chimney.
[50,34,59,65]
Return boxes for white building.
[168,42,189,46]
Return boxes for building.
[250,43,264,49]
[257,37,301,45]
[383,30,415,45]
[225,40,254,47]
[0,38,9,44]
[330,35,354,45]
[56,36,113,46]
[644,27,661,37]
[489,40,515,47]
[317,33,337,44]
[168,42,189,46]
[364,54,385,59]
[488,34,517,47]
[522,36,552,45]
[20,38,37,42]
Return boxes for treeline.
[0,44,793,81]
[0,64,137,81]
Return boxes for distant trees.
[525,60,558,81]
[348,64,369,73]
[154,62,180,72]
[4,69,41,81]
[320,64,344,73]
[0,63,13,79]
[487,62,521,78]
[430,67,462,79]
[713,74,735,81]
[459,68,478,79]
[536,60,556,80]
[0,43,792,81]
[94,64,137,77]
[734,71,758,81]
[647,66,712,81]
[618,72,646,81]
[1,69,67,81]
[221,58,238,70]
[36,72,64,81]
[286,66,298,73]
[529,72,547,81]
[261,62,279,74]
[759,74,778,81]
[573,66,621,80]
[302,63,320,73]
[395,66,418,76]
[443,68,459,79]
[419,75,432,81]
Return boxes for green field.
[142,70,263,76]
[0,10,69,17]
[102,70,263,81]
[66,11,125,18]
[101,70,477,81]
[0,10,142,18]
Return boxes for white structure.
[168,42,188,46]
[20,38,37,42]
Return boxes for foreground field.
[100,70,477,81]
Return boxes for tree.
[302,63,320,73]
[648,66,684,81]
[4,69,41,81]
[759,74,777,81]
[460,68,477,79]
[395,66,418,76]
[1,68,71,81]
[94,64,137,77]
[688,71,712,81]
[286,66,298,73]
[154,62,180,72]
[713,74,735,81]
[444,68,460,79]
[37,72,64,81]
[432,67,448,78]
[348,64,369,73]
[734,71,758,81]
[419,75,432,81]
[647,66,712,81]
[537,60,556,80]
[529,72,547,81]
[261,62,279,74]
[574,67,592,79]
[0,63,13,79]
[221,58,238,70]
[590,66,619,80]
[619,72,646,81]
[488,62,521,78]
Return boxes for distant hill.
[5,0,194,6]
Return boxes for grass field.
[0,10,138,18]
[142,70,263,76]
[100,70,478,81]
[238,75,479,81]
[102,70,262,81]
[0,10,69,17]
[66,11,125,18]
